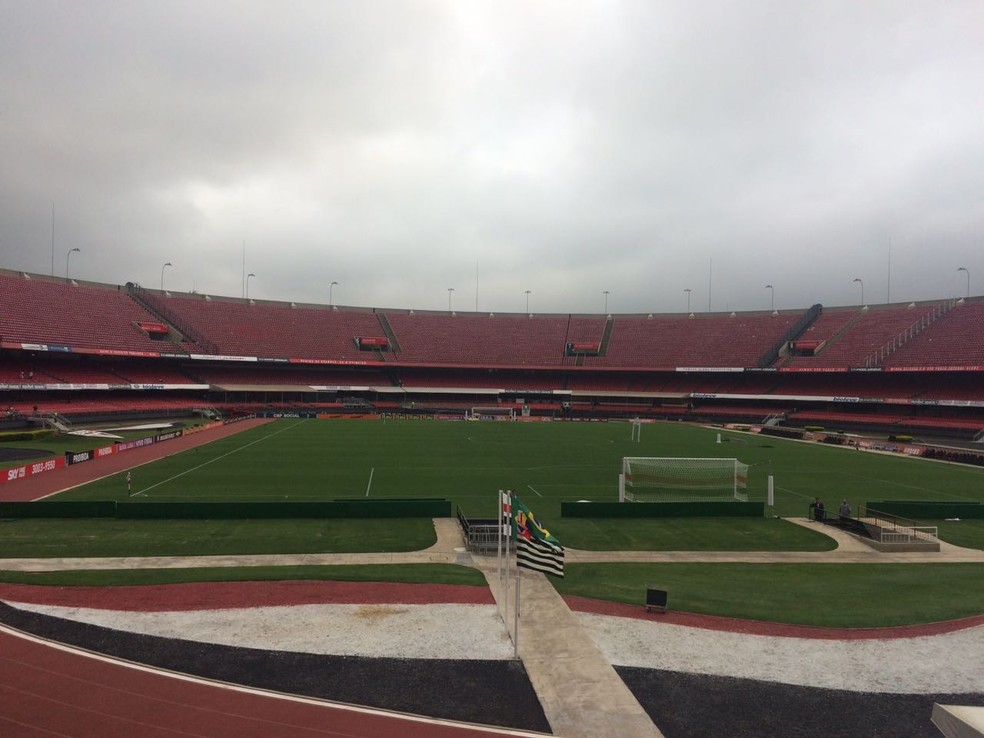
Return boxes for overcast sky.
[1,1,982,315]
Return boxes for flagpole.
[503,490,510,635]
[497,490,504,623]
[514,554,521,658]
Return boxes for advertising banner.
[1,457,65,485]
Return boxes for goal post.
[468,406,515,420]
[619,457,749,503]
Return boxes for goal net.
[619,457,749,502]
[468,406,515,420]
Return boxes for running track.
[0,625,537,738]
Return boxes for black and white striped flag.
[511,494,564,578]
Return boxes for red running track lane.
[0,625,544,738]
[0,580,496,610]
[0,418,274,502]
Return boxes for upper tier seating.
[0,273,178,354]
[384,313,571,365]
[147,294,386,361]
[787,303,948,368]
[585,312,800,368]
[881,301,984,368]
[4,269,983,372]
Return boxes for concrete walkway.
[473,554,663,738]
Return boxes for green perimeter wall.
[0,499,451,519]
[867,501,984,520]
[561,501,764,518]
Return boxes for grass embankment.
[556,562,984,627]
[0,518,436,558]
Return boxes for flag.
[511,495,564,578]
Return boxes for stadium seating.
[786,303,949,368]
[0,273,179,354]
[3,267,984,436]
[385,312,571,365]
[586,312,800,368]
[882,301,984,368]
[142,292,387,361]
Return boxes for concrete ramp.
[476,557,663,738]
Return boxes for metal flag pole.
[496,489,504,622]
[503,490,510,632]
[514,544,521,658]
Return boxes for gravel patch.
[576,611,984,694]
[9,601,516,659]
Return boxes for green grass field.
[6,416,984,625]
[55,417,984,519]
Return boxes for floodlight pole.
[246,272,255,301]
[958,267,970,298]
[161,262,172,292]
[603,290,610,314]
[525,289,531,314]
[852,277,864,306]
[684,288,692,314]
[765,284,774,311]
[65,247,80,282]
[329,280,338,306]
[448,287,455,313]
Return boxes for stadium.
[2,267,984,738]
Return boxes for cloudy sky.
[1,1,982,315]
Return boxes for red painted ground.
[0,579,494,610]
[0,625,533,738]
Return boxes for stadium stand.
[138,291,387,361]
[2,267,984,438]
[586,311,801,368]
[385,312,571,365]
[786,302,952,368]
[882,300,984,368]
[0,272,182,354]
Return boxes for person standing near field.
[839,500,851,520]
[809,497,825,522]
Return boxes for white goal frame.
[619,457,749,503]
[468,406,516,420]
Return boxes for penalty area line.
[527,485,542,497]
[365,467,375,497]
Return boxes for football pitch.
[12,417,984,625]
[59,417,984,524]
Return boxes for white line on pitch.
[365,467,375,497]
[135,420,306,496]
[527,485,542,497]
